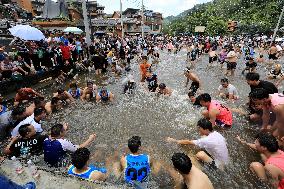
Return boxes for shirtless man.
[157,83,172,96]
[208,47,217,67]
[25,97,46,116]
[184,67,201,95]
[81,81,98,101]
[53,88,74,104]
[269,43,278,64]
[45,97,62,115]
[249,88,284,138]
[167,153,214,189]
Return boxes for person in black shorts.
[226,50,238,76]
[184,68,201,95]
[91,52,103,75]
[242,57,257,74]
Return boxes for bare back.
[185,166,214,189]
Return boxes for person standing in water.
[184,67,201,96]
[139,56,151,82]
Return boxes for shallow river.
[36,48,276,189]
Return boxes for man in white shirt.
[218,78,239,101]
[167,118,229,169]
[11,107,46,137]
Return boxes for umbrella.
[8,25,45,41]
[275,38,284,42]
[63,27,83,34]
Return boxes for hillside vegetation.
[163,0,284,35]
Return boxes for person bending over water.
[53,88,75,104]
[167,118,229,170]
[45,97,62,115]
[157,83,172,96]
[199,93,233,128]
[184,67,201,95]
[166,153,214,189]
[249,89,284,139]
[188,92,202,107]
[237,132,284,189]
[217,78,239,102]
[146,72,158,92]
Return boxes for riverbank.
[0,159,120,189]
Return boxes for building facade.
[115,8,163,36]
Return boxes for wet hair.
[33,97,44,107]
[57,88,64,94]
[188,91,195,97]
[221,78,229,83]
[255,132,279,152]
[51,97,60,105]
[87,80,93,85]
[185,67,191,73]
[18,124,31,137]
[71,148,90,170]
[171,153,192,174]
[249,88,269,100]
[199,93,211,102]
[69,83,77,89]
[128,136,141,153]
[142,56,147,60]
[11,106,26,117]
[50,124,64,137]
[159,83,166,89]
[197,118,213,131]
[246,72,260,81]
[34,107,45,117]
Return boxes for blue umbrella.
[8,25,45,41]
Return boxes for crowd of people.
[1,32,284,189]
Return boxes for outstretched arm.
[236,136,256,150]
[166,137,195,145]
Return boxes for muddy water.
[37,49,275,189]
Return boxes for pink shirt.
[270,93,284,107]
[266,150,284,189]
[208,100,233,126]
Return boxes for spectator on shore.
[4,124,48,158]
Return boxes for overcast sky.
[96,0,212,17]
